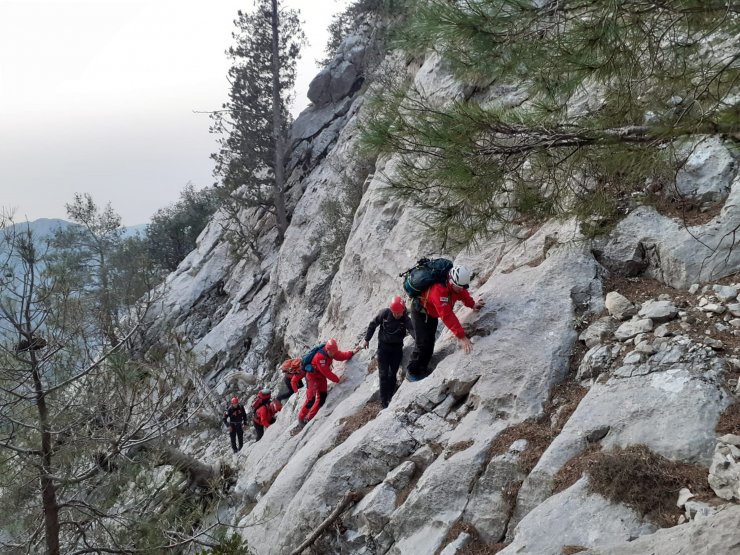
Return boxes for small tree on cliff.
[211,0,305,246]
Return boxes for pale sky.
[0,0,348,225]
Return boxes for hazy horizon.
[1,0,349,226]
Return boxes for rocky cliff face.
[145,25,740,555]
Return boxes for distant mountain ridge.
[7,218,147,240]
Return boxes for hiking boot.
[406,372,422,382]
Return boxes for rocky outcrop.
[580,504,740,555]
[139,18,740,555]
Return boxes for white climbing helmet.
[449,265,471,288]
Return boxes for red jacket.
[420,282,475,339]
[254,404,274,428]
[282,359,306,393]
[289,373,305,393]
[307,348,354,392]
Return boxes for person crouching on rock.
[406,265,485,381]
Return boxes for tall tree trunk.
[32,363,61,555]
[271,0,289,242]
[24,249,61,555]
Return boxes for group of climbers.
[223,261,484,449]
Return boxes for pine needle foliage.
[361,0,740,247]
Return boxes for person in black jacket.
[223,397,247,453]
[360,295,416,408]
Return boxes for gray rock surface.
[638,300,678,323]
[614,318,654,340]
[580,317,618,347]
[501,478,656,555]
[674,136,737,203]
[708,434,740,501]
[605,291,637,320]
[577,344,621,381]
[580,504,740,555]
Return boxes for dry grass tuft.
[487,419,555,474]
[335,401,382,445]
[445,440,475,459]
[553,444,602,493]
[716,401,740,435]
[585,445,712,527]
[648,193,724,227]
[561,546,588,555]
[487,383,587,474]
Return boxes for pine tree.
[211,0,305,246]
[362,0,739,247]
[0,223,234,554]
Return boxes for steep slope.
[143,23,740,555]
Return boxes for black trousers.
[229,423,244,452]
[407,308,438,380]
[254,422,264,441]
[378,343,403,408]
[277,375,304,401]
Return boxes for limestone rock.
[605,291,637,320]
[580,317,618,347]
[463,451,526,543]
[614,319,654,341]
[593,236,647,277]
[709,436,740,501]
[577,344,621,381]
[713,285,738,302]
[501,478,656,555]
[638,300,678,323]
[674,136,736,203]
[580,505,740,555]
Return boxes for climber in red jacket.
[406,265,485,381]
[276,358,305,402]
[297,339,359,424]
[252,389,282,441]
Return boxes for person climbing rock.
[297,339,359,425]
[252,388,282,441]
[223,396,247,453]
[276,358,305,402]
[406,264,485,381]
[360,295,415,408]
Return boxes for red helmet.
[390,295,405,314]
[230,397,239,405]
[324,338,338,356]
[257,388,271,400]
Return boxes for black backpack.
[401,258,453,298]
